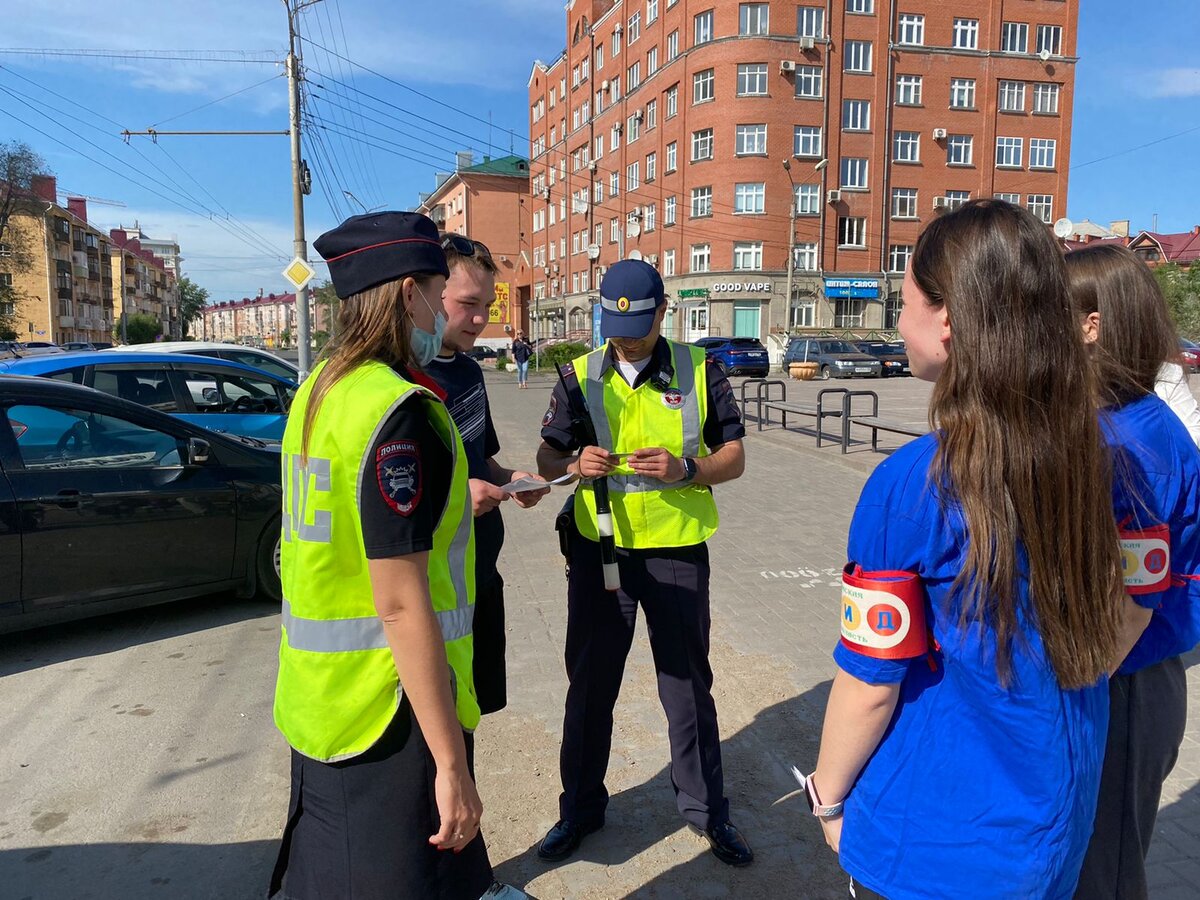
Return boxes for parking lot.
[1,367,1198,899]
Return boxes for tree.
[176,276,209,339]
[116,313,163,345]
[0,142,50,341]
[1153,263,1200,341]
[312,279,339,338]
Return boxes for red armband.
[1120,523,1170,596]
[840,564,929,660]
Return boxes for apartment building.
[201,291,334,347]
[527,0,1077,349]
[415,153,533,348]
[109,228,182,340]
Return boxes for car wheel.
[716,360,728,376]
[819,365,832,381]
[257,521,282,603]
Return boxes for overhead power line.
[0,48,281,64]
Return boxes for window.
[611,74,621,100]
[666,141,678,171]
[737,64,769,96]
[595,223,603,245]
[667,30,679,60]
[736,124,768,155]
[996,136,1023,168]
[950,78,976,109]
[691,186,713,217]
[596,44,604,71]
[892,188,918,219]
[647,0,659,25]
[838,217,867,248]
[793,243,818,272]
[794,125,822,157]
[734,183,766,214]
[994,192,1020,205]
[611,217,621,242]
[733,241,763,270]
[795,65,823,98]
[663,248,676,276]
[844,41,872,73]
[627,111,641,141]
[628,11,642,44]
[694,9,714,46]
[842,99,870,131]
[646,152,657,181]
[840,157,869,190]
[90,368,179,413]
[693,68,715,104]
[644,203,657,232]
[610,171,620,196]
[628,61,642,91]
[572,272,580,293]
[998,80,1025,112]
[798,7,824,39]
[646,99,657,129]
[888,244,913,273]
[665,195,677,225]
[947,134,973,166]
[690,243,711,273]
[177,368,289,415]
[847,0,873,12]
[610,124,621,151]
[1029,138,1057,169]
[626,161,640,190]
[8,404,184,470]
[648,47,659,76]
[895,74,922,105]
[893,130,920,162]
[1037,25,1062,57]
[897,14,924,46]
[740,3,769,35]
[945,190,970,210]
[613,26,622,55]
[1034,83,1060,114]
[691,128,714,161]
[666,84,678,118]
[1001,22,1028,53]
[795,183,820,215]
[953,18,978,49]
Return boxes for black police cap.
[313,211,449,299]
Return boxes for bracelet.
[804,772,845,819]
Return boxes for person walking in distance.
[511,330,533,389]
[534,259,753,867]
[427,234,549,715]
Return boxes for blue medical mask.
[409,286,447,367]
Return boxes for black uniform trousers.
[558,534,729,831]
[1074,655,1188,900]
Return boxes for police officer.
[269,212,494,900]
[534,259,753,867]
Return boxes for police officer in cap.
[270,211,494,900]
[535,259,753,866]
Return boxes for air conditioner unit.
[798,36,816,51]
[933,196,948,209]
[932,127,948,140]
[552,263,560,273]
[827,189,842,203]
[633,110,644,123]
[602,79,610,91]
[780,60,797,74]
[588,161,598,172]
[646,254,658,265]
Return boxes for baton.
[555,363,620,592]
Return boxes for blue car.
[0,351,295,441]
[692,337,771,377]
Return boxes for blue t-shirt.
[834,434,1109,900]
[1104,393,1200,673]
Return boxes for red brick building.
[527,0,1077,357]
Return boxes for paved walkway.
[478,366,1200,900]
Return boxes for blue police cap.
[313,211,449,299]
[599,259,666,340]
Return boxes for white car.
[104,342,299,381]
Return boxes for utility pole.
[285,0,317,376]
[782,159,797,345]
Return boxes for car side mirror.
[187,437,212,465]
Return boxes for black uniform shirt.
[539,338,746,453]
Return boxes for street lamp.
[782,159,797,337]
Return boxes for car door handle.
[39,489,95,509]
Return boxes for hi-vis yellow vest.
[275,359,478,762]
[573,341,719,549]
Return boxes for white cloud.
[1143,68,1200,98]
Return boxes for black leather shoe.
[537,819,603,861]
[691,821,754,867]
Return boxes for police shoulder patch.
[376,439,422,517]
[542,395,558,428]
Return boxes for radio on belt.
[840,564,928,660]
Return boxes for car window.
[221,350,296,381]
[728,339,764,349]
[819,341,857,354]
[92,367,179,412]
[48,370,82,384]
[178,369,289,414]
[6,404,183,469]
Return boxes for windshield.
[729,339,765,349]
[820,341,858,354]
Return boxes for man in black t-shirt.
[427,234,549,714]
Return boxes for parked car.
[465,345,498,361]
[1181,339,1200,374]
[854,341,911,377]
[692,337,771,377]
[105,341,299,381]
[0,375,281,633]
[783,338,883,379]
[62,342,100,352]
[15,342,66,357]
[0,341,22,360]
[0,351,296,441]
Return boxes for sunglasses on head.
[441,234,493,260]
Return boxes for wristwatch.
[798,768,844,818]
[680,456,697,484]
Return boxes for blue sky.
[1,0,1197,301]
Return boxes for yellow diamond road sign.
[282,257,316,291]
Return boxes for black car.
[465,345,498,361]
[0,376,282,633]
[854,342,911,377]
[692,337,771,376]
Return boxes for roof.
[462,155,530,177]
[1129,228,1200,265]
[0,350,294,383]
[1062,236,1130,252]
[203,293,297,310]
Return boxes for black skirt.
[268,696,493,900]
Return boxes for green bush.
[495,354,509,370]
[537,342,590,370]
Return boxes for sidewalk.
[477,367,1200,900]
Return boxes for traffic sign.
[282,257,316,291]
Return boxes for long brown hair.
[912,199,1125,689]
[300,273,440,457]
[1065,243,1180,406]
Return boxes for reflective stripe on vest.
[281,597,474,652]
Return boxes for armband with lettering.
[840,563,929,660]
[1119,523,1170,596]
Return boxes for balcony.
[57,287,72,300]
